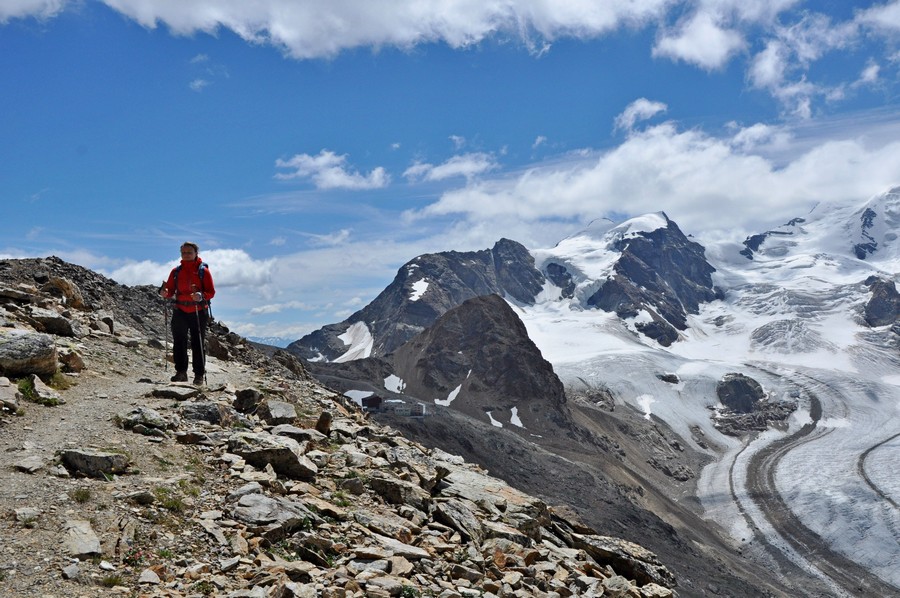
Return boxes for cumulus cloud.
[728,122,792,152]
[275,150,389,190]
[403,153,498,182]
[107,248,275,289]
[406,118,900,243]
[91,0,674,59]
[654,11,746,70]
[614,98,667,133]
[857,0,900,33]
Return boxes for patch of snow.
[486,411,503,428]
[334,321,373,363]
[384,374,406,393]
[436,383,462,407]
[510,407,524,428]
[636,394,655,419]
[409,279,429,301]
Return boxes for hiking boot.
[170,371,188,382]
[193,374,205,385]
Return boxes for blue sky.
[3,0,900,341]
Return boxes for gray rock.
[227,432,318,480]
[25,306,80,337]
[258,399,297,425]
[0,376,20,411]
[151,385,201,400]
[61,562,80,580]
[231,493,321,529]
[61,449,129,478]
[120,406,172,431]
[14,455,46,473]
[572,533,675,588]
[270,424,327,444]
[0,331,58,377]
[28,373,63,405]
[233,387,264,413]
[181,401,237,426]
[63,520,101,558]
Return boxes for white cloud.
[749,40,787,88]
[449,135,466,150]
[189,78,209,91]
[728,122,792,152]
[653,11,746,70]
[0,0,64,23]
[107,248,275,289]
[304,229,352,247]
[93,0,674,59]
[532,135,547,149]
[275,150,389,190]
[403,153,498,182]
[614,98,667,133]
[249,300,310,315]
[857,0,900,33]
[857,61,880,86]
[406,117,900,244]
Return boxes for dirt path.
[0,333,258,596]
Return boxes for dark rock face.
[391,294,566,420]
[308,294,568,434]
[587,216,719,345]
[740,217,805,260]
[854,208,879,259]
[288,239,545,361]
[716,373,765,414]
[864,276,900,327]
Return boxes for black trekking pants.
[171,308,208,376]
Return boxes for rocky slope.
[0,257,680,598]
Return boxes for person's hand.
[192,292,202,301]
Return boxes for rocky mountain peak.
[541,213,720,346]
[288,239,545,361]
[390,293,567,426]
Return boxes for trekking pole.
[161,283,170,372]
[193,295,207,386]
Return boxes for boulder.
[0,331,58,376]
[227,432,318,480]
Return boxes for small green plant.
[15,378,38,403]
[49,372,75,390]
[156,548,175,560]
[192,580,216,596]
[177,479,200,497]
[153,487,186,513]
[332,490,351,508]
[100,574,125,587]
[70,488,92,503]
[400,587,422,598]
[21,516,37,529]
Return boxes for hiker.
[160,242,215,384]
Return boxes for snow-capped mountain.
[290,187,900,596]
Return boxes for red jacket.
[162,258,216,313]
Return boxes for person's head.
[180,242,199,260]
